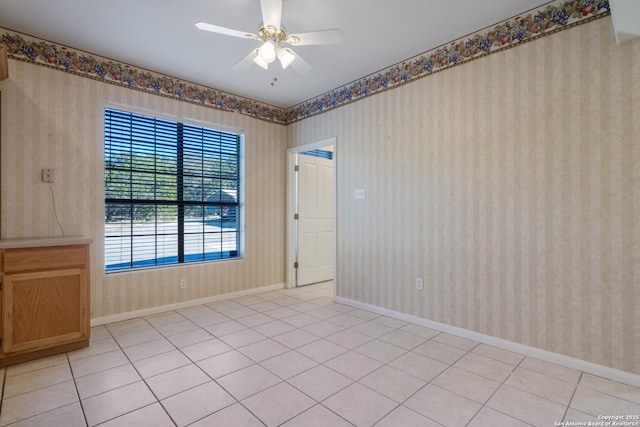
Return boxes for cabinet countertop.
[0,236,93,249]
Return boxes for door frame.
[286,137,337,295]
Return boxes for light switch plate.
[354,189,366,199]
[42,169,55,183]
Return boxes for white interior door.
[297,151,334,286]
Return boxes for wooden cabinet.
[0,237,91,367]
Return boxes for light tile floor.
[1,282,639,426]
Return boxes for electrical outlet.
[354,189,366,199]
[415,277,424,290]
[180,278,187,289]
[42,169,55,183]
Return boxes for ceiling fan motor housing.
[195,0,341,74]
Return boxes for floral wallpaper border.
[0,32,287,124]
[285,0,611,123]
[1,0,610,125]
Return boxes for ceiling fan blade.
[260,0,282,32]
[233,49,259,70]
[195,22,259,40]
[285,29,343,46]
[288,49,312,74]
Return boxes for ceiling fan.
[195,0,343,74]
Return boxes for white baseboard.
[336,296,640,388]
[91,283,285,327]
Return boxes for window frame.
[103,103,245,272]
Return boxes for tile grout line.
[184,289,331,426]
[420,342,481,426]
[66,352,90,427]
[0,314,485,426]
[93,318,179,427]
[128,289,327,425]
[5,283,637,427]
[3,287,345,426]
[466,353,535,426]
[108,312,266,427]
[0,307,422,427]
[217,289,358,424]
[562,371,584,423]
[0,380,81,425]
[277,306,448,423]
[275,320,442,425]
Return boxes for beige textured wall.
[1,60,287,318]
[289,17,640,374]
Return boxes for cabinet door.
[2,268,88,353]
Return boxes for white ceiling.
[0,0,551,108]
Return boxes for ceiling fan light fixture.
[195,0,343,74]
[277,47,295,69]
[253,54,270,70]
[257,41,276,63]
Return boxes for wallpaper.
[0,60,287,318]
[289,17,639,374]
[1,0,611,124]
[0,2,638,377]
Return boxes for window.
[104,107,242,271]
[301,148,333,160]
